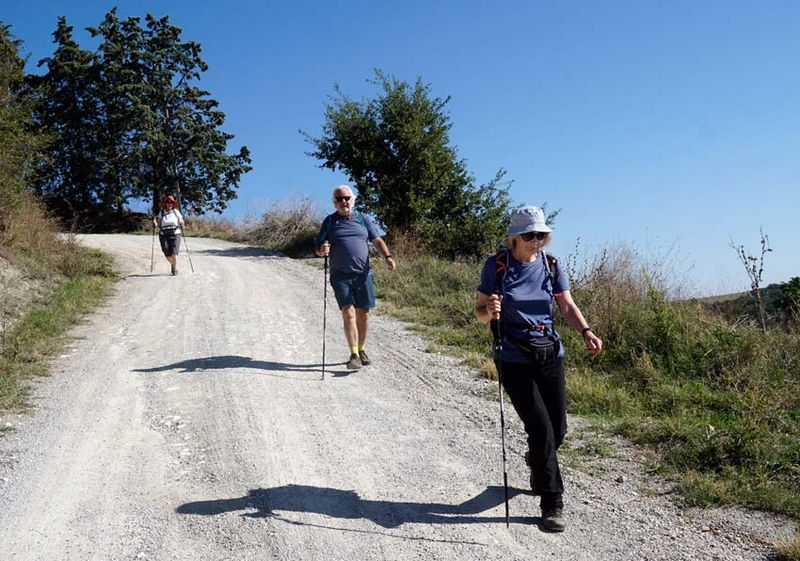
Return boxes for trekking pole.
[181,231,195,274]
[490,312,511,528]
[170,158,194,274]
[321,255,328,380]
[150,222,156,273]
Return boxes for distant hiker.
[315,185,397,370]
[153,194,185,276]
[474,205,602,532]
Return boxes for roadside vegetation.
[0,25,116,412]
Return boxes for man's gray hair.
[332,184,355,200]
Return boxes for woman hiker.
[474,205,603,532]
[153,194,186,276]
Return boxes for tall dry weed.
[388,230,426,261]
[183,215,240,240]
[243,198,322,257]
[0,189,65,278]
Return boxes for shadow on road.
[192,246,279,259]
[176,484,536,529]
[132,355,347,376]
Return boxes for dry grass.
[776,531,800,561]
[0,189,67,278]
[240,197,322,257]
[183,216,241,240]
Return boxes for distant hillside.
[694,283,789,323]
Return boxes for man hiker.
[315,185,397,370]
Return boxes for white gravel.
[0,234,795,561]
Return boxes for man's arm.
[315,216,330,256]
[372,237,396,271]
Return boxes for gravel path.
[0,234,795,561]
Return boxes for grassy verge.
[0,247,115,410]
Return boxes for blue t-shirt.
[317,211,380,274]
[478,250,570,363]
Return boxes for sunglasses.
[520,231,547,241]
[335,196,351,202]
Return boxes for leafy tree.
[87,11,142,214]
[0,23,32,192]
[32,9,252,222]
[30,18,101,211]
[88,11,252,215]
[0,23,47,251]
[776,277,800,323]
[304,70,511,258]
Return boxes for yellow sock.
[350,346,359,355]
[358,346,365,352]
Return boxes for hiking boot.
[541,508,565,532]
[171,264,177,275]
[358,350,371,366]
[346,353,362,370]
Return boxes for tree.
[87,11,142,214]
[776,277,800,324]
[30,17,101,212]
[88,11,252,215]
[32,9,252,222]
[304,70,511,258]
[0,23,33,193]
[0,23,47,252]
[730,228,772,332]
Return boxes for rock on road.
[0,234,794,561]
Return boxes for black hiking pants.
[499,354,566,510]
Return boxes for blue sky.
[5,1,798,295]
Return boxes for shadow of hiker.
[176,484,535,529]
[132,355,346,375]
[193,246,279,259]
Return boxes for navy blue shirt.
[317,211,380,274]
[478,250,570,363]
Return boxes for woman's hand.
[475,292,502,323]
[486,294,503,318]
[583,330,603,356]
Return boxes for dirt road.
[0,235,794,560]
